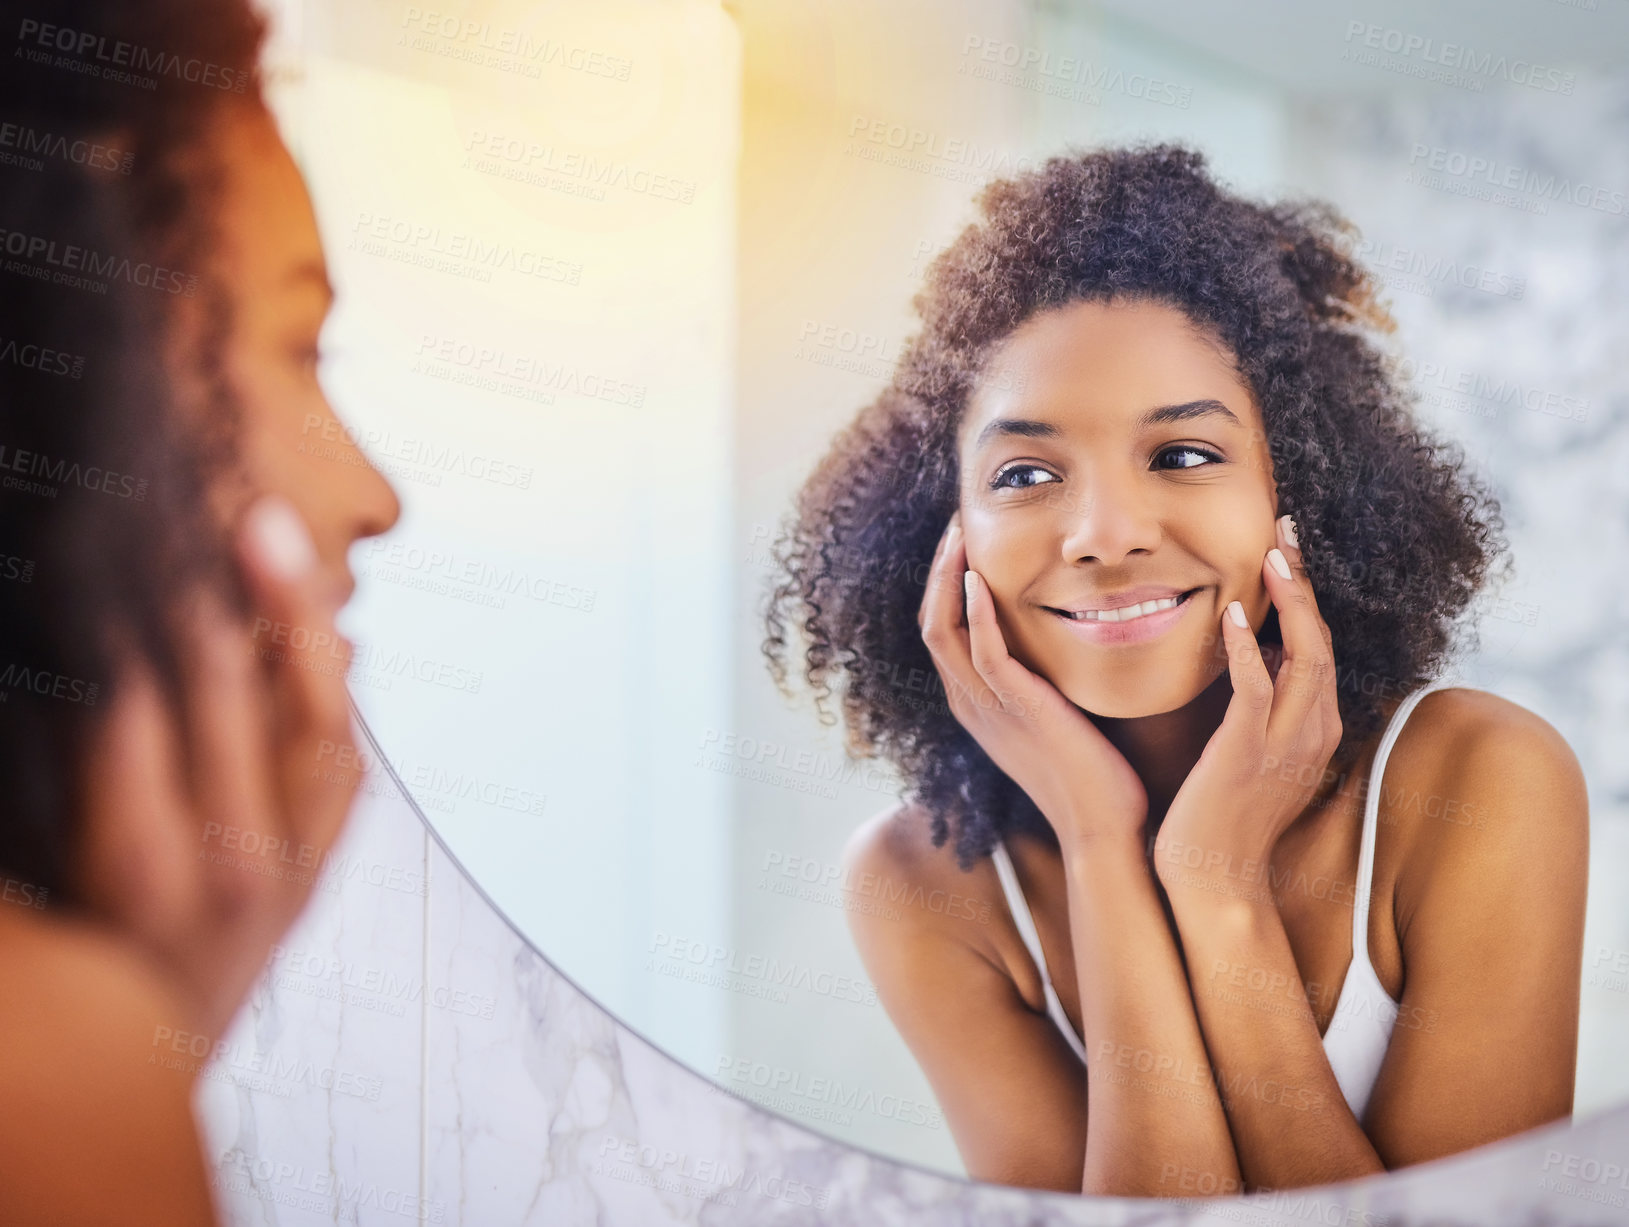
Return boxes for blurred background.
[262,0,1629,1177]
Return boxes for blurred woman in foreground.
[0,1,398,1221]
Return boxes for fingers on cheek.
[1223,620,1258,667]
[1224,628,1273,706]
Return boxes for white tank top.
[989,680,1451,1122]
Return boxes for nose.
[1057,465,1161,565]
[337,424,401,544]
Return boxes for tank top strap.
[1354,680,1455,969]
[990,837,1088,1063]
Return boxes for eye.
[990,462,1061,490]
[1153,444,1223,471]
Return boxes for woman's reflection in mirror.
[765,144,1587,1197]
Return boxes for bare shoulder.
[1384,686,1589,931]
[838,805,1090,1188]
[839,801,1011,981]
[1388,686,1587,831]
[0,910,218,1226]
[1398,685,1581,764]
[842,802,998,932]
[1361,689,1589,1155]
[0,904,186,1019]
[841,800,940,892]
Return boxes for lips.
[1047,587,1201,623]
[1044,586,1206,646]
[328,572,356,610]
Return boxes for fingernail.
[1228,600,1248,629]
[1280,514,1299,549]
[964,570,977,601]
[245,496,316,581]
[1267,548,1292,581]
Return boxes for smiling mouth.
[1048,588,1201,624]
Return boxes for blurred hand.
[74,496,365,1041]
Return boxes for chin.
[1018,630,1229,719]
[1052,668,1217,719]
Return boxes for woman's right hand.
[917,513,1149,852]
[72,496,366,1044]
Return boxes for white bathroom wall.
[263,0,742,1072]
[1027,0,1289,190]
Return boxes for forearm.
[1062,835,1240,1197]
[1164,878,1384,1190]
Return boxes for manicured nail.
[1267,548,1292,581]
[964,570,977,602]
[1227,600,1248,629]
[244,496,316,581]
[1280,514,1299,549]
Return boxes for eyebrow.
[971,398,1241,450]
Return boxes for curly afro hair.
[0,0,268,902]
[762,142,1506,871]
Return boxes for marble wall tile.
[197,725,1629,1226]
[194,757,431,1226]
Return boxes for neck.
[1086,670,1234,826]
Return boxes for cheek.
[960,511,1042,594]
[1209,540,1272,608]
[231,376,333,509]
[1184,479,1277,583]
[237,357,330,453]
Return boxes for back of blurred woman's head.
[0,0,268,904]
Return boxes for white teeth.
[1064,593,1187,623]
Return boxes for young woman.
[0,1,398,1221]
[764,145,1588,1197]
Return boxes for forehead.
[208,104,328,300]
[961,297,1257,444]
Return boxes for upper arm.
[841,809,1089,1191]
[0,922,219,1226]
[1365,693,1589,1166]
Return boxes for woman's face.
[177,103,400,609]
[957,297,1279,719]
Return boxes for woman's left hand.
[1152,514,1342,900]
[73,497,365,1042]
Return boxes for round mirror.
[274,0,1627,1187]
